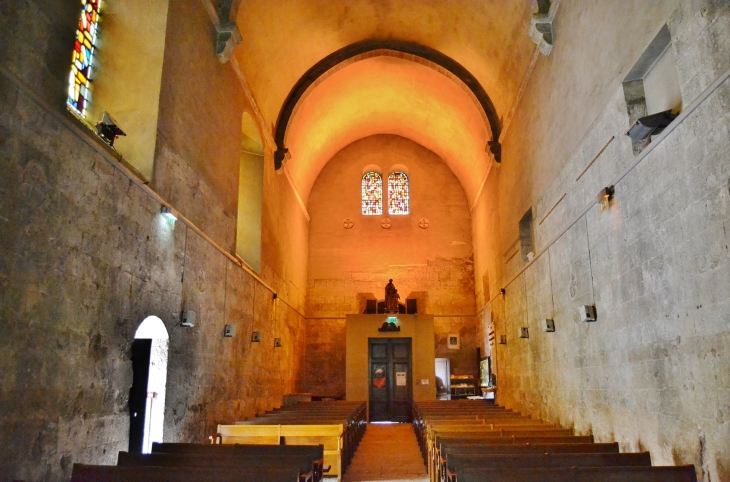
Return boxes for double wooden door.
[369,338,412,422]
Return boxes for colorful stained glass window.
[362,172,383,215]
[67,0,102,117]
[388,172,409,215]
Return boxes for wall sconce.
[597,185,615,213]
[96,111,126,147]
[223,324,235,338]
[518,327,529,338]
[580,305,597,322]
[272,293,278,300]
[378,318,400,332]
[181,310,196,328]
[274,338,282,348]
[499,335,507,345]
[161,206,177,226]
[544,319,555,332]
[625,110,676,141]
[251,331,261,342]
[500,288,506,296]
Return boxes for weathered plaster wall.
[152,0,244,253]
[472,2,730,481]
[303,135,477,397]
[0,0,308,481]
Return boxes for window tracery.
[388,172,409,215]
[68,0,101,117]
[362,172,383,215]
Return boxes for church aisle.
[340,423,428,482]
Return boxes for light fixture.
[274,338,282,348]
[499,335,507,345]
[181,310,196,328]
[580,305,597,322]
[625,110,676,141]
[224,325,235,338]
[161,206,177,224]
[518,327,529,338]
[378,318,400,332]
[597,186,615,213]
[251,331,261,342]
[544,319,555,332]
[96,111,126,147]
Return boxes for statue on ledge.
[384,279,400,313]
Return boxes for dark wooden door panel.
[368,338,412,422]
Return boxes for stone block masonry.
[474,3,730,481]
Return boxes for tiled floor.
[340,423,428,482]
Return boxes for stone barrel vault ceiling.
[233,0,537,203]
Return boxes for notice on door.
[396,372,407,386]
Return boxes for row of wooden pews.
[70,443,324,482]
[216,400,367,480]
[413,400,698,482]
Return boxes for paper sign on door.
[396,372,407,386]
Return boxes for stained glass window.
[362,172,383,215]
[68,0,102,117]
[388,172,409,215]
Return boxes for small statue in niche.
[384,279,400,313]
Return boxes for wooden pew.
[455,465,698,482]
[117,452,315,482]
[443,452,652,482]
[431,435,596,479]
[150,443,326,482]
[70,463,301,482]
[217,423,344,480]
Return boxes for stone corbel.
[528,0,560,56]
[216,22,242,64]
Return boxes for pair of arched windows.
[362,172,409,215]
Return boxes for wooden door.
[369,338,412,422]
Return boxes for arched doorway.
[129,316,169,453]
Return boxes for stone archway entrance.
[129,316,169,453]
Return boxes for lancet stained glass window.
[388,172,409,215]
[362,172,383,215]
[68,0,102,117]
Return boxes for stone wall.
[303,135,477,397]
[472,2,730,481]
[0,0,308,480]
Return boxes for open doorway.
[129,316,169,453]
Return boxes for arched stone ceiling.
[233,0,537,203]
[283,56,492,205]
[272,42,504,168]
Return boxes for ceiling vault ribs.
[273,40,503,170]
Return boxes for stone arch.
[132,316,169,453]
[273,40,503,169]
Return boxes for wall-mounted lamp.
[378,318,400,332]
[597,185,615,213]
[625,110,676,141]
[274,337,282,348]
[161,206,177,226]
[518,327,529,338]
[96,111,126,147]
[544,319,555,332]
[181,310,196,328]
[272,293,278,300]
[500,288,506,296]
[499,335,507,345]
[224,324,235,338]
[580,305,597,322]
[251,331,261,342]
